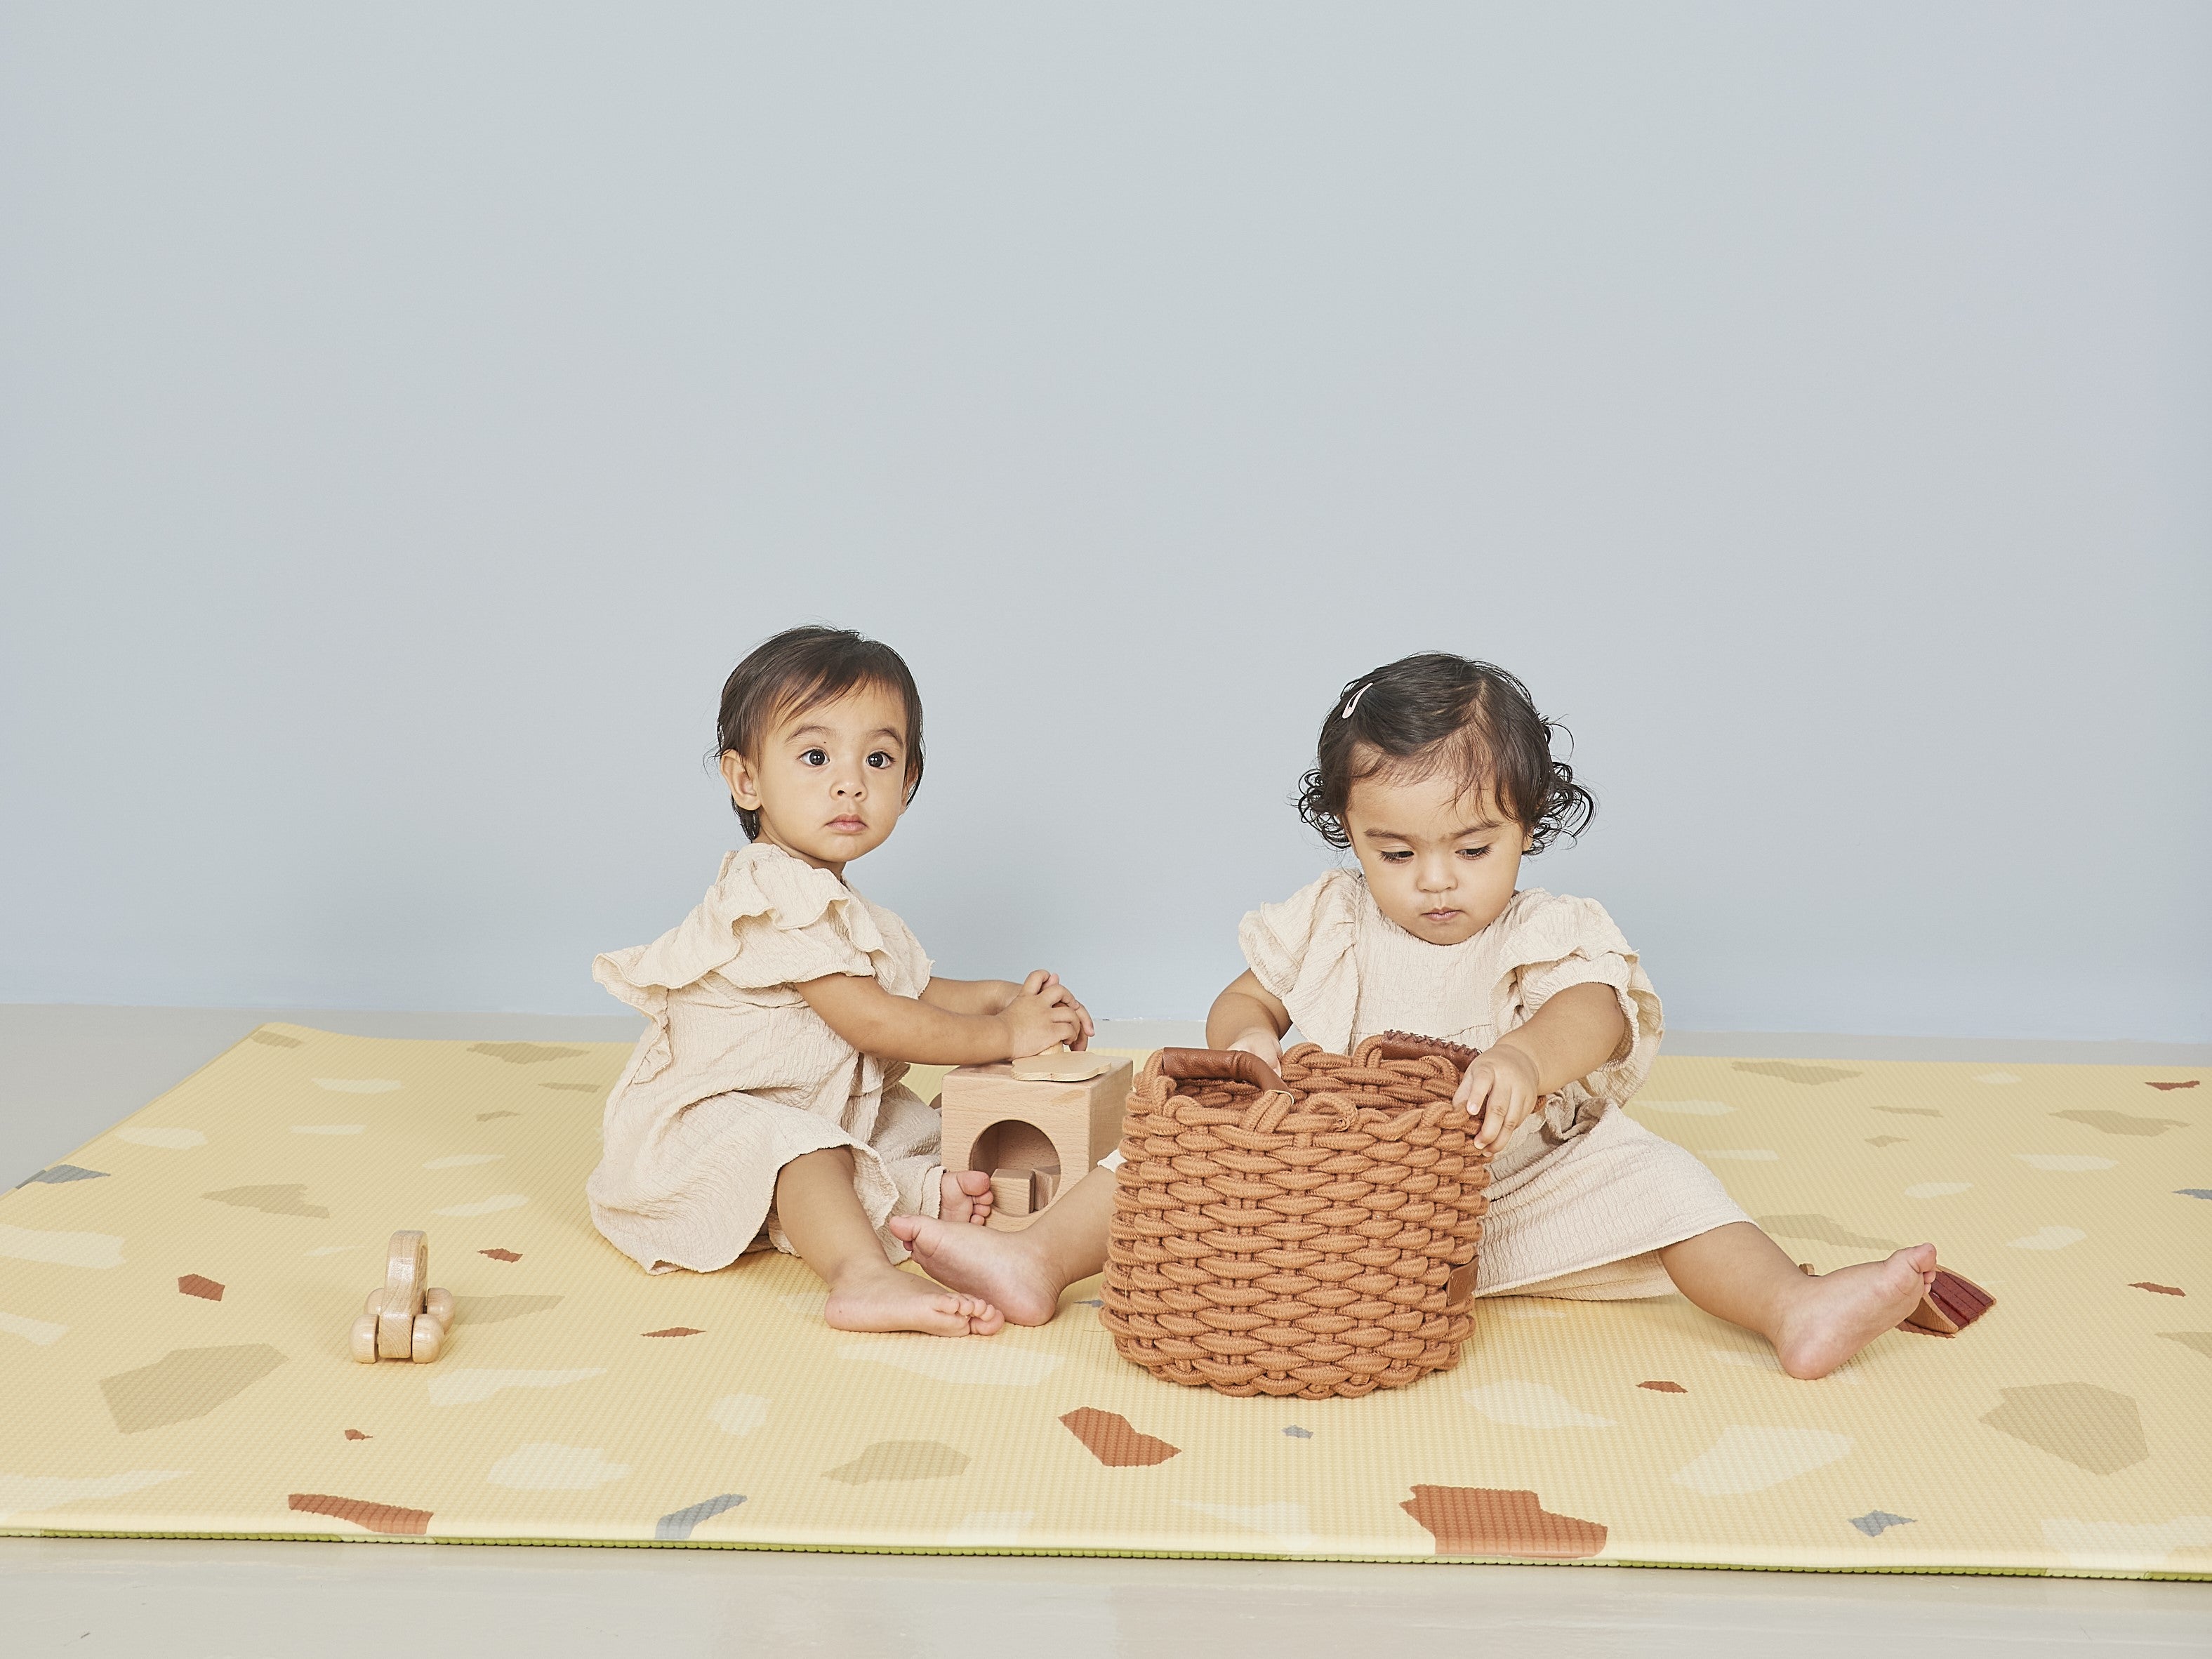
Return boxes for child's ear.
[720,749,762,812]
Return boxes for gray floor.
[4,1003,2208,1658]
[8,1537,2210,1659]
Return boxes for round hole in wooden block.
[964,1119,1060,1175]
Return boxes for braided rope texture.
[1101,1035,1495,1399]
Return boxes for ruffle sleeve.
[1492,890,1664,1106]
[1238,870,1363,1054]
[591,845,900,1086]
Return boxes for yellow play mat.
[2,1026,2205,1576]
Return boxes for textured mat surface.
[2,1026,2206,1575]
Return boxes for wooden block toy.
[941,1053,1132,1231]
[348,1230,456,1364]
[1010,1045,1120,1083]
[991,1167,1039,1217]
[1902,1268,1995,1336]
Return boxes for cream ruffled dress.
[586,842,945,1274]
[1240,872,1751,1298]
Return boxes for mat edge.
[8,1528,2207,1580]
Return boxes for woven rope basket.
[1101,1033,1495,1399]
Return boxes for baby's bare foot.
[1774,1245,1938,1379]
[888,1213,1062,1326]
[823,1264,1004,1337]
[939,1168,995,1227]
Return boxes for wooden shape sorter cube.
[940,1055,1132,1231]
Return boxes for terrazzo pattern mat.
[2,1025,2206,1576]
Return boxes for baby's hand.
[1001,969,1090,1058]
[1457,1046,1543,1150]
[1226,1026,1283,1073]
[1039,972,1096,1050]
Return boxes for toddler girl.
[896,652,1938,1378]
[587,626,1092,1337]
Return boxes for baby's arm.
[1461,982,1627,1149]
[920,973,1094,1046]
[800,969,1085,1066]
[918,977,1022,1016]
[1206,970,1292,1069]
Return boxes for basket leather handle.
[1359,1030,1482,1073]
[1155,1047,1290,1095]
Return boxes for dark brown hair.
[1296,652,1594,853]
[713,626,925,840]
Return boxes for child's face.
[1341,765,1532,946]
[720,682,913,875]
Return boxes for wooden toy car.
[348,1230,455,1363]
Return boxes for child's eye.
[1379,850,1412,863]
[1460,845,1490,860]
[866,751,895,770]
[801,748,828,767]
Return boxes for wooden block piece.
[423,1286,454,1330]
[1929,1269,1994,1328]
[410,1313,444,1364]
[991,1168,1035,1218]
[1010,1046,1118,1083]
[1033,1166,1061,1208]
[1901,1268,1996,1337]
[349,1312,380,1364]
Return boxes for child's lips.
[828,817,867,833]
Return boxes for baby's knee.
[773,1144,856,1200]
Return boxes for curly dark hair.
[711,626,925,840]
[1295,653,1594,853]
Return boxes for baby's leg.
[1659,1221,1936,1380]
[776,1148,1003,1337]
[887,1165,1114,1326]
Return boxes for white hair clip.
[1340,681,1372,720]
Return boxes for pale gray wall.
[3,4,2206,1040]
